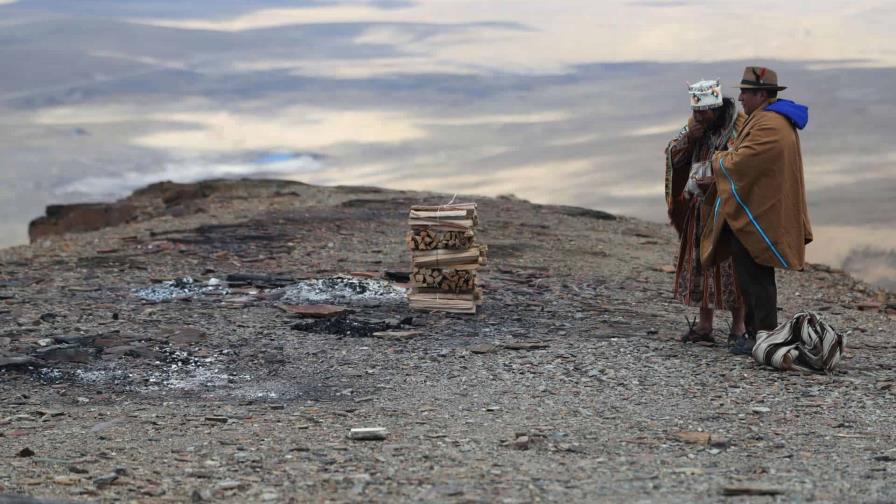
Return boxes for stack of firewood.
[406,203,486,313]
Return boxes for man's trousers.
[728,229,778,336]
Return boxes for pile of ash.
[278,276,406,305]
[134,277,230,302]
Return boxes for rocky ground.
[1,180,895,503]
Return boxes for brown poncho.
[664,99,744,309]
[701,99,813,270]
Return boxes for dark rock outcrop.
[29,203,138,242]
[28,178,309,242]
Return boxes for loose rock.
[349,428,388,441]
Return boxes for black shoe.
[729,334,755,356]
[681,327,715,344]
[726,331,741,348]
[681,316,715,344]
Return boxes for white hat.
[688,79,723,110]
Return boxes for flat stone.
[34,344,96,363]
[93,473,119,487]
[102,344,143,356]
[432,484,464,497]
[168,327,207,344]
[191,489,212,502]
[64,286,100,292]
[469,343,498,354]
[855,301,882,311]
[0,356,45,369]
[142,485,166,497]
[349,427,388,441]
[372,330,420,341]
[503,341,549,350]
[53,475,81,485]
[215,479,244,490]
[277,304,351,318]
[722,484,785,496]
[93,332,140,348]
[33,409,64,418]
[349,271,379,278]
[90,418,124,433]
[671,467,705,476]
[52,334,95,346]
[673,431,711,445]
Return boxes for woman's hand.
[695,176,715,194]
[687,118,705,141]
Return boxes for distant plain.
[1,0,894,287]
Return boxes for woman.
[664,80,747,344]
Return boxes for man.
[700,66,813,355]
[664,80,747,343]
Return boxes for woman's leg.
[697,307,714,333]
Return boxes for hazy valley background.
[1,0,894,289]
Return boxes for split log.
[412,247,483,268]
[409,209,470,219]
[408,208,478,226]
[411,268,476,292]
[410,203,476,211]
[407,218,475,230]
[413,287,483,302]
[408,291,476,314]
[409,202,477,220]
[406,229,475,251]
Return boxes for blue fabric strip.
[712,196,721,227]
[718,159,789,268]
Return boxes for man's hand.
[695,176,715,194]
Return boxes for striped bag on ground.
[752,311,845,373]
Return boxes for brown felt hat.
[734,66,787,91]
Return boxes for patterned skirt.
[673,197,742,310]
